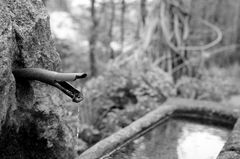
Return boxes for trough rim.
[78,98,240,159]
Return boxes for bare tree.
[235,1,240,53]
[135,0,147,39]
[120,0,126,53]
[89,0,98,76]
[140,0,147,26]
[108,0,115,59]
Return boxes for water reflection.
[177,121,228,159]
[108,119,230,159]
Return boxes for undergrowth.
[176,67,240,101]
[77,58,175,142]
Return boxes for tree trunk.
[140,0,147,26]
[108,0,115,59]
[120,0,126,53]
[235,1,240,53]
[89,0,98,77]
[135,0,147,40]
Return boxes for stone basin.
[78,98,240,159]
[103,119,231,159]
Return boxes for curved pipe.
[13,68,87,83]
[13,68,87,103]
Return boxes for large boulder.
[0,0,75,158]
[0,0,17,133]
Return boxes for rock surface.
[218,119,240,159]
[0,0,17,133]
[0,0,75,158]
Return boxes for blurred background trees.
[43,0,240,154]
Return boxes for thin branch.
[160,1,223,52]
[178,19,223,51]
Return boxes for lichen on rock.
[0,0,17,133]
[0,0,76,158]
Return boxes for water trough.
[78,98,240,159]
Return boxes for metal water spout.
[12,68,87,103]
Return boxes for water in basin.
[106,119,230,159]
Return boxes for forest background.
[44,0,240,154]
